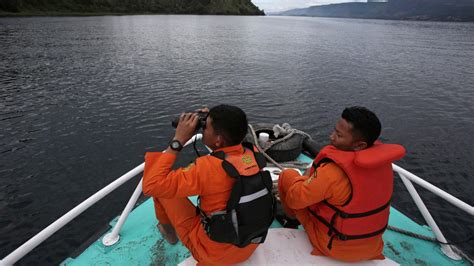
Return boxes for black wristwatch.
[169,139,183,152]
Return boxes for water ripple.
[0,16,473,263]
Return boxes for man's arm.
[142,152,204,198]
[166,112,199,155]
[283,163,346,210]
[142,111,203,197]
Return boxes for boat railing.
[391,164,473,260]
[0,135,203,266]
[1,134,473,265]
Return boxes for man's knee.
[278,168,301,191]
[159,198,197,229]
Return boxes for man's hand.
[196,107,210,113]
[173,112,199,144]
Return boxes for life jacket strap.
[307,207,388,249]
[341,225,388,240]
[210,150,226,160]
[313,158,334,170]
[327,234,336,250]
[222,160,240,179]
[327,212,338,237]
[308,207,335,233]
[323,199,391,219]
[196,196,210,225]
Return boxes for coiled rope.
[261,123,312,153]
[248,124,311,170]
[248,124,285,170]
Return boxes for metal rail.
[2,135,473,265]
[392,164,473,215]
[0,134,202,266]
[392,164,473,260]
[103,135,204,246]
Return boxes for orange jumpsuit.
[142,144,258,265]
[278,162,385,262]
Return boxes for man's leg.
[154,197,199,249]
[278,168,302,218]
[153,197,178,244]
[277,169,302,228]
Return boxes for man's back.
[143,144,259,264]
[279,162,385,261]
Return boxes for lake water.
[1,15,473,264]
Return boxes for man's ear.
[215,135,225,148]
[353,141,368,151]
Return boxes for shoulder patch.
[242,155,253,165]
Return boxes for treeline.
[280,0,474,22]
[0,0,264,15]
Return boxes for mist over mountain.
[279,0,474,22]
[0,0,264,16]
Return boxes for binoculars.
[171,111,209,130]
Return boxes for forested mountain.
[0,0,264,15]
[279,0,474,22]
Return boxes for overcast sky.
[252,0,365,13]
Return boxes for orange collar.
[214,144,244,155]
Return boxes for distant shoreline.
[271,14,474,23]
[0,12,265,17]
[0,11,135,17]
[277,1,474,23]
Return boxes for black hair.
[209,104,248,146]
[341,106,381,147]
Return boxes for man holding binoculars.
[142,104,265,265]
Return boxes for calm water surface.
[0,15,473,264]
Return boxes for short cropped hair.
[209,104,248,146]
[342,106,381,147]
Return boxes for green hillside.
[0,0,264,16]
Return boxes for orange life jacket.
[220,145,261,176]
[198,143,275,247]
[308,142,405,249]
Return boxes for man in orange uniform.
[278,106,405,262]
[142,105,259,265]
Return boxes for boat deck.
[62,196,468,265]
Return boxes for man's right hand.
[173,112,199,145]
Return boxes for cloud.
[252,0,364,12]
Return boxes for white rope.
[248,124,285,170]
[262,123,311,152]
[267,161,310,169]
[248,124,313,199]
